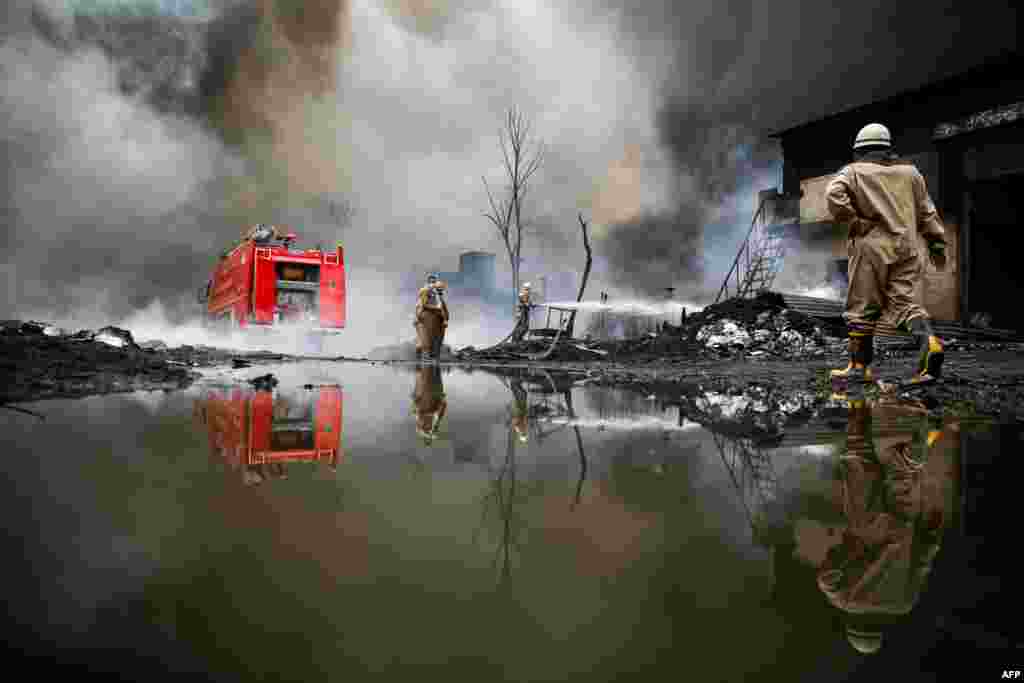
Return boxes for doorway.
[968,173,1024,330]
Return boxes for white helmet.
[846,627,883,655]
[854,123,892,150]
[522,282,532,289]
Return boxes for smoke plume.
[1,0,1019,353]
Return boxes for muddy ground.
[0,320,291,406]
[450,348,1024,422]
[3,303,1022,425]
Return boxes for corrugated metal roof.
[778,293,1022,341]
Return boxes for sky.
[0,0,1019,352]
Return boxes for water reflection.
[817,396,949,655]
[6,363,1010,679]
[412,363,448,445]
[502,369,961,656]
[194,384,343,484]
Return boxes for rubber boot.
[906,318,944,384]
[831,334,875,395]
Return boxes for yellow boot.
[831,334,876,386]
[906,318,944,385]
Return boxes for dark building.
[771,52,1024,328]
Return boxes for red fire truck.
[197,224,346,347]
[195,385,344,478]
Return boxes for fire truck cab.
[198,224,346,341]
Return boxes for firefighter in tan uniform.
[509,378,529,443]
[412,363,447,445]
[825,123,948,386]
[818,397,946,654]
[415,274,450,361]
[511,283,533,343]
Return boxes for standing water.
[0,362,1019,681]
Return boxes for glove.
[927,241,947,271]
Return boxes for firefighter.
[818,397,946,655]
[511,282,533,343]
[509,379,529,443]
[412,363,447,445]
[415,274,450,361]
[825,123,948,387]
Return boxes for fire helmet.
[846,627,883,655]
[853,123,892,150]
[426,273,439,283]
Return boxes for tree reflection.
[474,370,589,584]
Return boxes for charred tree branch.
[566,213,593,338]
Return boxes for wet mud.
[0,320,291,406]
[4,303,1023,424]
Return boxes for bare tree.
[483,106,545,309]
[565,213,593,338]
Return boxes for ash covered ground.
[6,291,1021,426]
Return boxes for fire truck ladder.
[714,190,793,304]
[710,430,781,539]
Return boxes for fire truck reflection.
[196,385,343,485]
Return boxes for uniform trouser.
[844,228,929,337]
[511,306,530,341]
[416,309,445,356]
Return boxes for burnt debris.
[0,318,199,405]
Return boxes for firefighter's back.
[844,159,921,238]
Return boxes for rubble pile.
[684,384,823,438]
[687,293,842,359]
[0,320,302,405]
[0,319,199,404]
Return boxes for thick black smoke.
[601,208,705,294]
[2,0,1019,332]
[590,0,1019,299]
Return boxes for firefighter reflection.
[412,364,447,445]
[195,385,343,485]
[819,398,945,655]
[509,378,529,443]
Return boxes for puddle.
[0,362,1019,679]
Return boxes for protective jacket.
[415,285,449,356]
[825,152,946,334]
